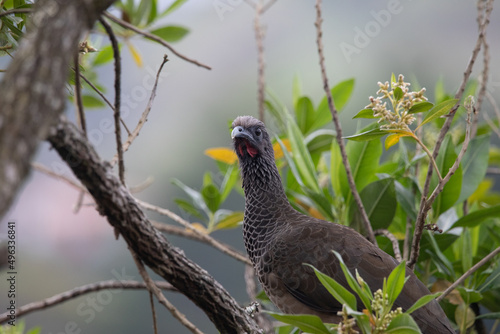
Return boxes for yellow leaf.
[273,138,292,159]
[126,41,143,67]
[215,211,244,231]
[204,147,237,165]
[384,132,412,150]
[188,223,208,234]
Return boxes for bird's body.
[231,115,454,333]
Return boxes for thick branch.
[47,117,261,333]
[0,0,117,220]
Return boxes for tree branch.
[0,280,176,323]
[0,0,117,220]
[374,229,402,262]
[99,17,125,184]
[47,117,261,333]
[409,0,494,268]
[254,0,265,122]
[103,12,211,70]
[314,0,376,244]
[436,246,500,303]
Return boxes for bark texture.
[0,0,115,218]
[47,118,262,333]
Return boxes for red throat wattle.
[239,139,258,158]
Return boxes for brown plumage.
[231,115,454,333]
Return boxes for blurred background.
[1,0,500,333]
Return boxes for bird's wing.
[265,218,399,313]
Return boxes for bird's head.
[231,116,273,162]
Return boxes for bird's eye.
[255,129,262,136]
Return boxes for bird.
[231,115,455,333]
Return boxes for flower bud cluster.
[366,74,428,130]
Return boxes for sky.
[1,0,500,333]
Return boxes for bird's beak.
[231,126,251,140]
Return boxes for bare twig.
[31,162,85,190]
[130,249,203,334]
[374,229,402,262]
[110,55,169,167]
[409,99,475,268]
[437,246,500,302]
[149,291,158,334]
[100,17,125,185]
[103,12,211,70]
[314,0,376,244]
[78,71,132,135]
[0,8,32,18]
[73,52,87,135]
[254,0,265,122]
[409,0,494,268]
[0,280,176,323]
[138,200,252,266]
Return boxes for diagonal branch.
[254,0,266,122]
[46,117,261,333]
[314,0,376,244]
[409,0,494,269]
[0,280,176,323]
[103,12,211,70]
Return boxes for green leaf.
[353,108,376,119]
[295,96,315,134]
[394,181,417,221]
[430,134,463,216]
[286,114,321,193]
[160,0,188,17]
[386,260,407,305]
[416,99,458,129]
[475,312,500,320]
[408,101,434,114]
[150,25,189,42]
[307,264,357,309]
[174,198,204,220]
[457,134,490,203]
[425,232,455,278]
[478,264,500,292]
[406,292,442,314]
[452,205,500,228]
[265,312,333,334]
[393,86,404,101]
[312,78,355,131]
[215,211,243,230]
[457,287,483,304]
[344,128,388,141]
[219,164,239,202]
[330,140,343,197]
[292,75,302,111]
[350,178,396,231]
[172,178,209,216]
[385,313,422,333]
[332,251,373,311]
[92,44,117,66]
[147,0,158,25]
[460,228,473,274]
[201,184,221,213]
[342,127,383,199]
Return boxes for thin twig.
[103,12,211,70]
[138,199,252,266]
[437,246,500,302]
[31,162,85,190]
[73,53,87,135]
[374,229,402,262]
[78,71,132,135]
[314,0,376,244]
[0,8,32,18]
[149,291,159,334]
[409,0,494,268]
[110,55,169,167]
[254,0,265,122]
[130,249,204,334]
[100,17,125,185]
[0,280,176,323]
[409,98,476,268]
